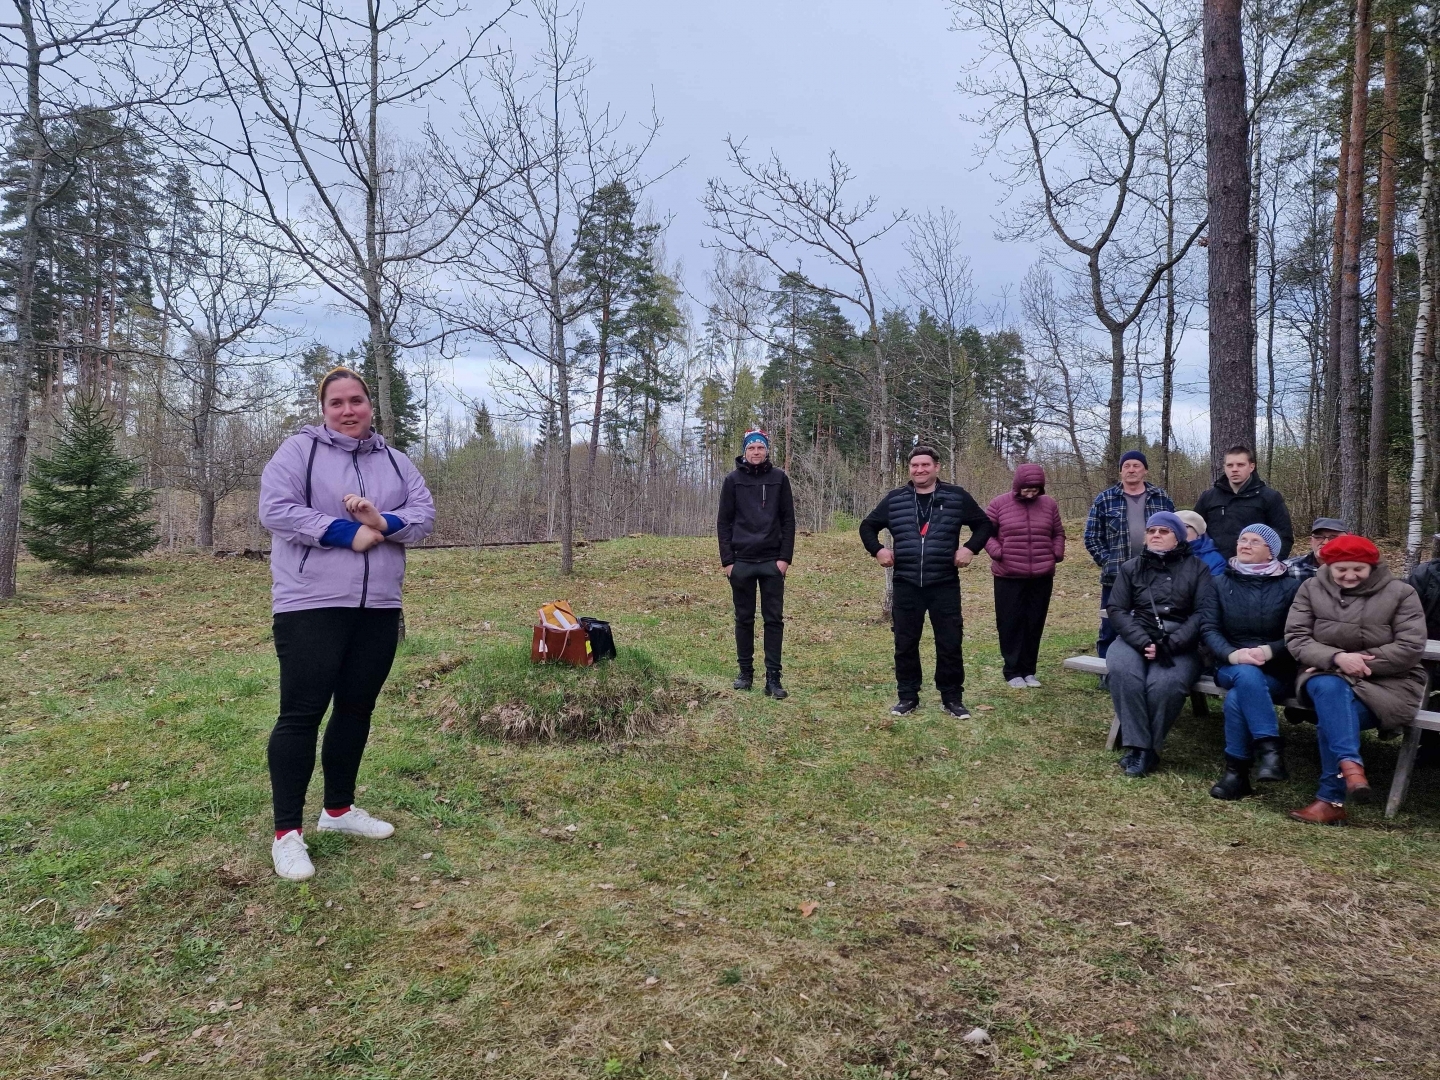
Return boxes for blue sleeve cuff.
[381,514,404,536]
[320,519,362,548]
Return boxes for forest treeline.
[0,0,1437,591]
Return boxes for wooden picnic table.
[1061,641,1440,818]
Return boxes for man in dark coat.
[1193,444,1294,559]
[718,429,796,698]
[860,445,993,718]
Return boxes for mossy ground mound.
[438,643,699,741]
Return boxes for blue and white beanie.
[742,429,770,451]
[1239,523,1283,560]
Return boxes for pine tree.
[22,398,157,572]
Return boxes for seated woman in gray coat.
[1106,512,1214,777]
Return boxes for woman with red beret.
[1283,534,1428,824]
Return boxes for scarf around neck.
[1229,556,1286,577]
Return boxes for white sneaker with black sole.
[272,830,315,881]
[315,805,395,839]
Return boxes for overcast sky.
[351,0,1214,444]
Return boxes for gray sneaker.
[1024,675,1042,688]
[1006,676,1027,689]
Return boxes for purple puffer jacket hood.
[1012,462,1047,495]
[985,464,1065,578]
[259,425,436,613]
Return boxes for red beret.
[1318,533,1381,565]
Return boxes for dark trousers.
[729,560,785,676]
[268,607,401,830]
[892,578,964,702]
[1096,583,1116,657]
[993,574,1054,680]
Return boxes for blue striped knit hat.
[1239,523,1283,559]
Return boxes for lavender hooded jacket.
[259,425,436,613]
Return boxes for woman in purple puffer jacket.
[258,366,435,882]
[985,463,1066,688]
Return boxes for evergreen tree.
[22,397,157,572]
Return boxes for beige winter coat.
[1284,563,1428,730]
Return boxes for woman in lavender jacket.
[258,366,435,881]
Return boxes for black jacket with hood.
[717,456,796,566]
[1192,472,1294,559]
[1107,544,1213,657]
[859,480,993,588]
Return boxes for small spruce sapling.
[22,397,158,572]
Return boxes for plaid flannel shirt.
[1083,481,1175,586]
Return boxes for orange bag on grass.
[530,600,593,666]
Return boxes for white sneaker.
[315,805,395,839]
[1006,677,1027,689]
[1024,676,1042,688]
[272,830,315,881]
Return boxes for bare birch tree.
[454,0,654,574]
[901,208,974,483]
[1407,5,1436,572]
[955,0,1207,474]
[187,0,511,440]
[703,142,906,491]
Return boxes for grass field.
[3,531,1439,1079]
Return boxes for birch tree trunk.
[1406,7,1436,572]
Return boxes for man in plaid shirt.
[1083,451,1175,657]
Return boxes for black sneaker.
[733,671,753,691]
[764,675,787,700]
[941,699,971,719]
[890,698,919,716]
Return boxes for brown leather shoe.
[1339,761,1372,802]
[1288,800,1347,826]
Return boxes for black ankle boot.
[1209,755,1253,800]
[733,670,753,691]
[1252,736,1288,782]
[764,673,787,700]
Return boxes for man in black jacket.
[1192,444,1294,559]
[860,445,994,718]
[718,429,796,698]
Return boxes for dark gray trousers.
[1107,637,1201,751]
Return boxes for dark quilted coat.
[1107,545,1213,655]
[860,480,993,588]
[984,463,1065,578]
[1199,567,1302,677]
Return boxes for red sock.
[275,827,302,840]
[324,806,352,818]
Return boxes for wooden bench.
[1062,642,1440,818]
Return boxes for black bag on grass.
[579,617,617,662]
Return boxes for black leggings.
[268,607,401,830]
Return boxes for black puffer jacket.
[1193,473,1294,559]
[1199,566,1302,678]
[1107,544,1213,655]
[1407,558,1440,640]
[717,457,795,566]
[859,481,993,588]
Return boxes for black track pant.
[892,578,964,702]
[268,607,401,831]
[729,559,785,677]
[992,574,1054,680]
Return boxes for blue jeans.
[1307,674,1379,803]
[1215,664,1285,759]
